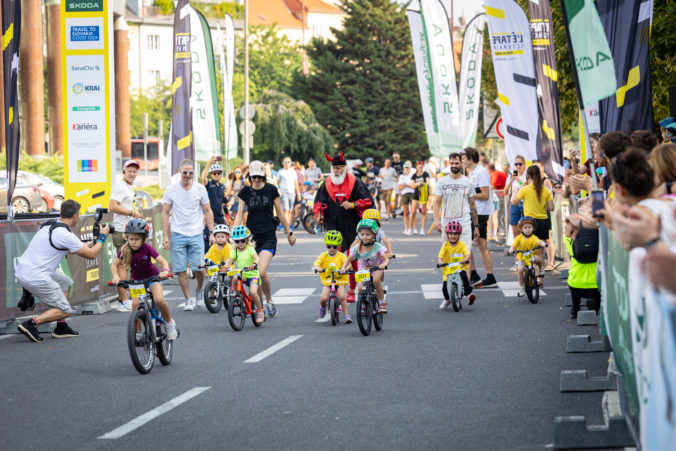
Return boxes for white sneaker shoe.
[117,300,132,312]
[183,299,195,311]
[412,229,418,235]
[439,299,450,309]
[517,288,526,297]
[419,228,426,235]
[166,320,178,340]
[195,289,205,307]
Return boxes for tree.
[291,0,427,162]
[129,84,172,137]
[247,25,303,99]
[650,1,676,123]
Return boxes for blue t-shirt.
[206,180,225,222]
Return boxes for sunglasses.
[212,171,222,175]
[234,239,247,244]
[235,171,241,174]
[251,175,264,180]
[326,245,340,250]
[182,170,194,176]
[514,163,523,166]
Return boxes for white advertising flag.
[224,14,237,161]
[458,13,485,148]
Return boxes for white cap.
[249,160,265,177]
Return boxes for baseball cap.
[365,157,373,163]
[659,117,675,128]
[403,162,412,168]
[249,160,265,177]
[124,160,140,170]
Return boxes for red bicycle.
[226,265,261,331]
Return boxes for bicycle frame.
[112,277,169,344]
[228,270,255,316]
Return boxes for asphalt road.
[0,218,609,450]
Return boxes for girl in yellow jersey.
[312,230,351,323]
[438,221,475,308]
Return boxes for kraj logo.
[71,64,100,72]
[72,83,84,94]
[66,1,103,12]
[72,83,100,94]
[70,25,100,42]
[72,122,98,131]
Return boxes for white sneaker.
[439,299,450,309]
[402,229,407,235]
[419,228,426,235]
[117,300,132,312]
[183,299,195,311]
[517,288,526,297]
[195,289,205,308]
[166,320,178,340]
[412,229,418,235]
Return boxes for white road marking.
[98,387,211,439]
[421,284,442,292]
[315,315,330,323]
[272,288,315,305]
[244,335,303,363]
[423,291,444,299]
[272,296,308,305]
[503,289,547,298]
[0,334,14,340]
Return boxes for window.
[149,70,161,84]
[147,34,159,50]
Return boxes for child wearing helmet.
[204,224,232,266]
[349,208,394,257]
[312,230,351,323]
[222,225,265,324]
[509,216,548,296]
[111,218,177,340]
[438,221,475,308]
[340,219,391,313]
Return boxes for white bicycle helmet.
[209,163,223,173]
[214,224,230,235]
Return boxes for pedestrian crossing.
[497,281,547,297]
[272,288,316,304]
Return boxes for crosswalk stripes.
[421,284,444,299]
[498,281,547,298]
[272,288,315,304]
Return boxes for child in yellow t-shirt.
[437,221,474,309]
[312,230,351,323]
[509,216,548,296]
[204,224,232,266]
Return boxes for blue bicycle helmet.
[125,218,149,236]
[231,225,251,240]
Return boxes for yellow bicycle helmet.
[324,230,343,246]
[362,208,381,222]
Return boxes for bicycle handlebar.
[507,245,547,256]
[107,274,174,287]
[345,266,387,274]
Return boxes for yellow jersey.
[205,243,232,266]
[517,184,552,219]
[512,233,541,262]
[313,251,349,286]
[438,241,469,279]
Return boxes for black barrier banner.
[596,0,654,133]
[528,0,564,183]
[2,0,21,210]
[170,0,194,175]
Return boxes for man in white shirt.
[16,200,110,342]
[463,148,497,288]
[379,158,397,220]
[277,157,301,227]
[108,160,144,311]
[162,159,215,311]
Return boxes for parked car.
[18,171,64,209]
[0,170,46,213]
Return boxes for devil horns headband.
[325,151,346,166]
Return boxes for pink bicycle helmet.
[445,221,462,234]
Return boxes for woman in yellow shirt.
[512,165,554,242]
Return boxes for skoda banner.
[458,13,485,148]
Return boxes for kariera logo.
[72,83,84,94]
[72,122,98,131]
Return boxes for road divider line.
[244,335,303,363]
[98,386,211,439]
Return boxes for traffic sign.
[241,136,253,149]
[238,119,256,136]
[239,105,255,120]
[496,117,504,140]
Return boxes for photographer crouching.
[15,200,110,342]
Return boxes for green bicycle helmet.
[324,230,343,246]
[356,218,379,234]
[231,225,251,240]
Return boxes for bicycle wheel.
[203,281,222,314]
[127,309,154,374]
[303,213,318,234]
[450,282,460,312]
[372,295,383,331]
[525,270,539,304]
[228,294,245,331]
[156,322,173,366]
[329,294,339,326]
[356,294,372,336]
[220,279,230,311]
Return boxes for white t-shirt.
[16,223,83,284]
[110,180,135,231]
[468,164,493,216]
[398,172,415,194]
[433,174,475,224]
[380,167,397,190]
[163,181,209,236]
[277,168,298,194]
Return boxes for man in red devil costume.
[313,151,374,302]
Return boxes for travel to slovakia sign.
[61,0,114,213]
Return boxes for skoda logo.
[73,83,84,94]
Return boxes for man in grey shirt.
[304,158,323,188]
[379,158,397,220]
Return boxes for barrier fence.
[0,204,167,325]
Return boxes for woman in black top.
[234,160,296,317]
[409,161,430,235]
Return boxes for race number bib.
[129,284,146,297]
[207,265,219,276]
[354,270,371,282]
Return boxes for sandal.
[545,265,554,272]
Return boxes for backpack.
[40,219,71,251]
[572,227,599,264]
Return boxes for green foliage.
[129,83,172,138]
[247,25,303,99]
[153,0,174,15]
[137,184,165,200]
[0,153,64,184]
[250,90,335,168]
[291,0,427,163]
[192,2,244,20]
[650,1,676,122]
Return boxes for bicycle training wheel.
[203,281,222,314]
[127,309,154,374]
[329,295,339,326]
[228,294,245,331]
[372,295,383,331]
[525,271,539,304]
[356,294,372,336]
[156,322,173,366]
[450,282,460,312]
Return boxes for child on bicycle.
[348,209,394,256]
[204,224,232,266]
[438,221,475,308]
[312,230,351,323]
[111,218,177,340]
[509,216,548,297]
[340,219,391,313]
[223,225,264,324]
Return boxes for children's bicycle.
[314,266,342,326]
[107,274,175,375]
[348,267,387,336]
[202,260,233,314]
[436,257,468,312]
[509,248,544,304]
[226,265,261,331]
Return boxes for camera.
[93,207,115,240]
